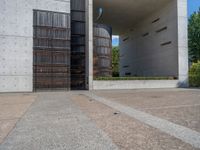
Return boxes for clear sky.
[112,0,200,46]
[112,36,119,47]
[188,0,200,16]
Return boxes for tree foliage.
[112,46,120,77]
[189,61,200,87]
[188,8,200,63]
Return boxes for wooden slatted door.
[33,10,70,90]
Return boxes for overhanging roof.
[93,0,171,34]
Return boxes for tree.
[112,46,120,77]
[188,8,200,63]
[189,61,200,87]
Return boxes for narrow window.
[156,26,167,33]
[123,65,129,68]
[152,18,160,23]
[142,32,149,37]
[123,37,129,41]
[125,72,131,76]
[161,41,172,46]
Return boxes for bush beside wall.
[189,61,200,87]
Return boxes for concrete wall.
[93,80,179,90]
[119,0,179,78]
[0,0,70,92]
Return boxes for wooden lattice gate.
[33,10,71,90]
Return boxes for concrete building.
[0,0,188,92]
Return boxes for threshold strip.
[83,92,200,149]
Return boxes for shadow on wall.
[177,79,189,88]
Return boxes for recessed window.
[123,37,129,41]
[142,32,149,37]
[156,26,167,33]
[123,65,129,68]
[161,41,172,46]
[125,72,131,76]
[152,18,160,23]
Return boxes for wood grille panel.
[33,10,70,90]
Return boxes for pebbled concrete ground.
[93,89,200,132]
[0,92,118,150]
[71,93,199,150]
[0,94,37,144]
[0,89,200,150]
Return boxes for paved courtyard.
[0,89,200,150]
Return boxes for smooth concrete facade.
[0,0,188,92]
[93,80,179,90]
[119,0,179,77]
[118,0,188,87]
[0,0,70,92]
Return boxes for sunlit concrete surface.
[85,89,200,149]
[92,89,200,133]
[0,92,117,150]
[0,89,200,149]
[0,94,37,144]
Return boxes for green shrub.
[189,61,200,87]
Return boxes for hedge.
[189,61,200,87]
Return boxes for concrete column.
[177,0,189,87]
[85,0,93,90]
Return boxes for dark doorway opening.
[70,0,86,90]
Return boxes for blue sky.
[112,36,119,47]
[188,0,200,16]
[112,0,200,46]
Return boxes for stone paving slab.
[144,105,200,133]
[0,119,18,144]
[0,94,37,144]
[84,92,200,149]
[0,92,118,150]
[1,89,200,150]
[0,104,33,120]
[70,93,198,150]
[0,95,36,105]
[93,89,200,132]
